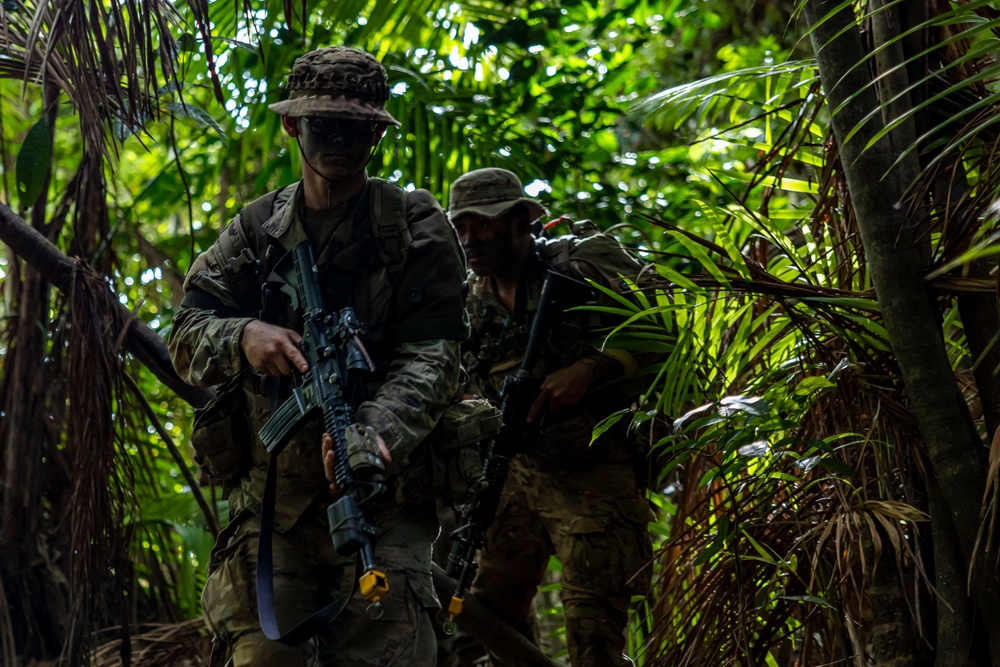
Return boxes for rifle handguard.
[345,423,385,477]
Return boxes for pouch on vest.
[394,398,502,507]
[190,375,251,488]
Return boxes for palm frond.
[63,261,132,666]
[0,0,222,158]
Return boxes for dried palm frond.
[0,0,220,158]
[90,619,211,667]
[62,260,133,667]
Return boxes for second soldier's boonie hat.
[448,168,548,222]
[268,46,400,126]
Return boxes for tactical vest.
[190,180,409,489]
[471,219,635,365]
[464,219,647,469]
[191,180,500,505]
[218,178,411,318]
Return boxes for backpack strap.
[259,185,294,280]
[369,178,411,285]
[212,186,294,316]
[216,214,257,281]
[217,186,292,277]
[541,237,574,276]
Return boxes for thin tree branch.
[122,373,220,538]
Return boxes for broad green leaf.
[15,118,52,208]
[719,394,770,417]
[653,264,700,291]
[738,440,770,457]
[727,169,819,194]
[666,229,733,287]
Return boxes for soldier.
[448,168,653,667]
[169,46,468,666]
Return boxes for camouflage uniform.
[450,169,652,667]
[170,47,468,667]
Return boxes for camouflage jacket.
[170,178,468,531]
[463,224,646,468]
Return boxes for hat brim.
[448,198,547,223]
[268,94,400,126]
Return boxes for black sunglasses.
[301,116,380,137]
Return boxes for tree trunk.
[805,0,1000,662]
[871,0,927,264]
[928,487,986,667]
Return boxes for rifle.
[255,241,388,645]
[444,270,583,624]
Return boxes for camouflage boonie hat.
[268,46,400,126]
[448,168,547,222]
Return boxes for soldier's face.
[452,213,519,276]
[285,116,384,180]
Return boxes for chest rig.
[467,220,609,373]
[222,179,411,372]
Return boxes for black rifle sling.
[257,438,359,645]
[256,295,360,644]
[254,181,406,644]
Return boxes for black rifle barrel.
[518,272,558,380]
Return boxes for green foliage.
[3,0,821,661]
[14,117,52,209]
[12,0,1000,664]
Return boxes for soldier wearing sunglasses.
[170,46,468,666]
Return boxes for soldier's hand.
[527,359,595,422]
[322,432,392,497]
[240,320,309,376]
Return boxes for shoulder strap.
[216,213,257,280]
[218,186,292,273]
[259,185,294,278]
[368,178,411,284]
[539,237,574,276]
[213,187,293,315]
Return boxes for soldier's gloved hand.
[240,319,309,376]
[321,429,393,497]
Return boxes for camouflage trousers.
[202,499,440,667]
[471,455,652,667]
